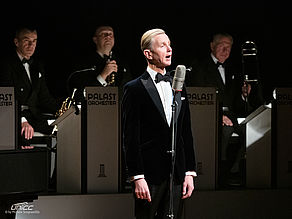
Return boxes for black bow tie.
[216,61,225,68]
[103,54,110,61]
[103,52,113,61]
[22,58,33,65]
[155,72,171,83]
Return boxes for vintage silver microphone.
[167,65,186,219]
[172,65,186,92]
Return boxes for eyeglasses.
[98,32,114,38]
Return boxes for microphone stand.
[167,90,178,219]
[66,66,96,96]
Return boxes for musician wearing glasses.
[68,25,131,101]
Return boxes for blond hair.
[140,28,165,52]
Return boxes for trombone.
[241,41,259,83]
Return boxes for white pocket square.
[181,97,185,100]
[39,72,42,78]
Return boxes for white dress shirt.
[147,66,172,126]
[211,53,225,84]
[131,66,197,181]
[17,53,31,123]
[17,53,32,83]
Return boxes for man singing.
[122,28,197,219]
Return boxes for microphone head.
[172,65,186,92]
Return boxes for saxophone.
[56,88,77,117]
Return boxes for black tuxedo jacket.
[122,70,196,185]
[0,52,59,134]
[188,56,243,123]
[68,50,132,100]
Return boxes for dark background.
[0,1,290,102]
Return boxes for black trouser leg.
[134,180,184,219]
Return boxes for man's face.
[148,33,172,68]
[94,28,115,51]
[211,36,232,63]
[14,30,37,59]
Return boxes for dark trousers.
[221,124,244,161]
[134,180,184,219]
[219,124,245,184]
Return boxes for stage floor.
[12,188,292,219]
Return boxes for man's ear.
[14,38,18,47]
[92,36,97,44]
[210,42,215,52]
[143,49,152,60]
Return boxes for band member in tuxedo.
[122,28,196,219]
[0,25,60,147]
[188,32,264,186]
[68,25,131,101]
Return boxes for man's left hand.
[182,175,194,199]
[242,82,251,97]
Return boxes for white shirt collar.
[97,51,104,58]
[97,51,112,59]
[211,53,219,64]
[147,66,166,82]
[17,52,27,63]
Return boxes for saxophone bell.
[56,88,77,117]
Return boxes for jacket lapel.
[207,57,225,90]
[17,63,32,89]
[29,63,39,87]
[140,71,183,125]
[140,71,168,124]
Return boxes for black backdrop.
[0,1,290,102]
